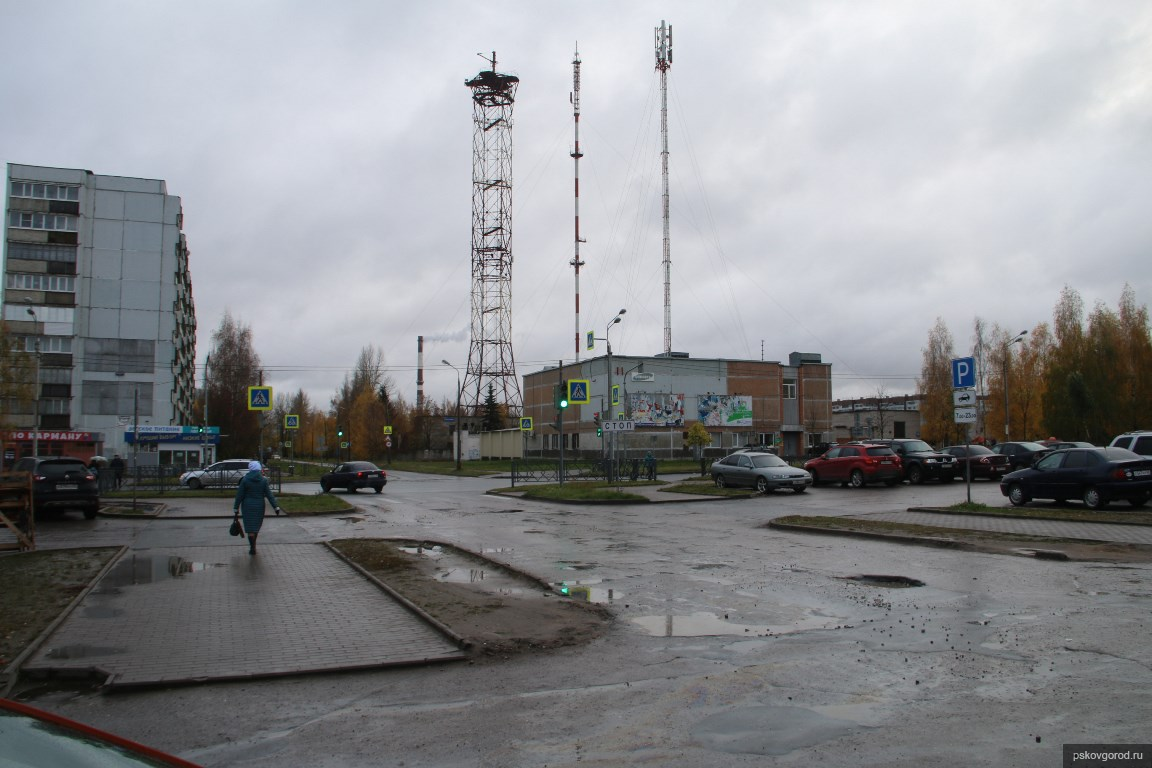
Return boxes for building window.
[5,243,77,264]
[782,378,797,399]
[81,381,153,417]
[23,336,72,354]
[41,398,72,416]
[10,181,80,201]
[6,273,75,293]
[85,338,155,373]
[758,432,775,447]
[8,211,78,231]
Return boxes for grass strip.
[0,547,121,666]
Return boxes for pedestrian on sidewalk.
[233,460,282,555]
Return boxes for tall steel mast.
[464,52,523,416]
[571,46,585,361]
[655,20,673,356]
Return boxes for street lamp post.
[604,308,626,481]
[1003,330,1027,441]
[24,303,41,458]
[442,360,462,471]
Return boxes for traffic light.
[594,412,601,437]
[337,426,344,437]
[554,384,568,410]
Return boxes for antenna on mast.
[571,45,586,361]
[655,20,673,356]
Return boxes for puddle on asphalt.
[552,577,622,603]
[397,543,535,596]
[840,574,926,588]
[691,705,859,756]
[631,608,844,637]
[99,554,227,587]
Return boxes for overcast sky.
[4,1,1150,409]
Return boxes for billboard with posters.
[696,395,753,427]
[627,393,685,427]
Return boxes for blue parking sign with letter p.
[951,357,976,389]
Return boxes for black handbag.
[229,518,242,537]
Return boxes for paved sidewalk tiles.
[857,510,1152,545]
[22,543,465,688]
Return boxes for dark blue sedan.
[1000,447,1152,509]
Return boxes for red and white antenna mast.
[655,20,673,356]
[571,45,585,361]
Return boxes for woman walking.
[233,460,282,555]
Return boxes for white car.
[179,459,253,490]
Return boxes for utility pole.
[571,45,586,362]
[202,354,210,466]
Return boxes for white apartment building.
[2,163,198,467]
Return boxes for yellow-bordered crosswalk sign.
[248,386,273,411]
[568,379,590,404]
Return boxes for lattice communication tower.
[463,53,523,416]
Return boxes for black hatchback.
[13,456,100,519]
[320,461,388,493]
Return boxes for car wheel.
[713,474,727,488]
[755,477,769,493]
[1007,482,1029,507]
[1128,495,1149,508]
[84,504,98,520]
[1083,486,1107,510]
[907,465,923,485]
[808,470,820,485]
[374,484,383,494]
[347,486,357,493]
[188,478,202,490]
[849,469,865,488]
[320,481,330,493]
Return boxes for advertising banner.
[627,393,685,427]
[697,395,753,427]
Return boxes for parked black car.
[991,441,1052,470]
[320,461,387,493]
[999,447,1152,509]
[942,445,1011,480]
[868,439,956,484]
[12,456,100,519]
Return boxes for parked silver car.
[710,451,812,493]
[179,459,253,490]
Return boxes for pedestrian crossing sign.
[247,386,273,411]
[568,379,590,404]
[520,417,533,431]
[284,414,299,429]
[586,331,594,351]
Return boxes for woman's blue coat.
[233,470,278,533]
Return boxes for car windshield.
[750,455,788,468]
[1015,442,1049,451]
[901,440,934,452]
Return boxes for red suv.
[803,443,903,488]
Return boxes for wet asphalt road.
[28,474,1152,767]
